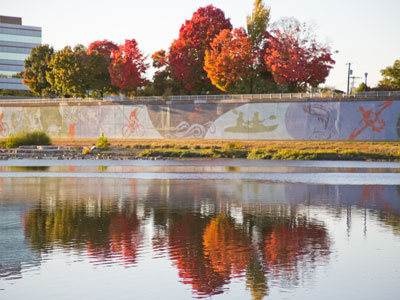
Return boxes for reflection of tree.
[23,201,143,265]
[203,213,269,300]
[245,258,268,300]
[264,216,330,283]
[378,212,400,235]
[168,213,228,297]
[24,202,112,252]
[108,213,142,265]
[20,179,334,300]
[203,214,251,276]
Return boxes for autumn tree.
[264,18,335,92]
[23,44,54,97]
[87,40,119,96]
[204,28,253,93]
[108,39,148,95]
[87,40,118,59]
[46,45,90,98]
[150,49,183,96]
[204,1,275,94]
[167,5,232,94]
[378,60,400,90]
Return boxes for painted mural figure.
[0,112,9,137]
[349,101,393,140]
[122,108,145,137]
[167,104,216,139]
[187,104,202,123]
[302,104,337,140]
[225,110,278,133]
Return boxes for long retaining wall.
[0,97,399,141]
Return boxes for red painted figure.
[122,108,145,137]
[349,101,393,140]
[0,112,9,137]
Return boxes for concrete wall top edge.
[0,96,399,107]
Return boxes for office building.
[0,15,42,91]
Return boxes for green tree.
[246,0,275,93]
[87,40,119,96]
[246,0,270,49]
[86,51,115,97]
[23,44,54,97]
[378,60,400,90]
[355,82,369,93]
[46,45,90,98]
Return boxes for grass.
[4,138,400,161]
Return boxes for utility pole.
[346,63,352,95]
[350,76,361,94]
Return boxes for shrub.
[96,132,110,149]
[4,131,51,148]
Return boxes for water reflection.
[1,177,400,299]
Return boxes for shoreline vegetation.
[1,139,399,162]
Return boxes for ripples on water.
[0,160,400,299]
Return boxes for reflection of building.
[0,16,42,90]
[0,204,40,280]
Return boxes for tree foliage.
[150,49,183,96]
[46,45,90,97]
[87,40,118,59]
[87,40,119,96]
[378,60,400,90]
[204,1,276,94]
[108,39,148,95]
[204,28,253,93]
[168,5,232,94]
[264,18,335,92]
[246,0,270,49]
[22,4,338,97]
[23,44,54,97]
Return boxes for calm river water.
[0,159,400,300]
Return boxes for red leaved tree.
[86,40,119,96]
[108,39,148,95]
[167,5,232,94]
[204,28,253,93]
[87,40,118,60]
[264,18,335,92]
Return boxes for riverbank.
[1,140,400,161]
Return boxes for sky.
[3,0,400,92]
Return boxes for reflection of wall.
[0,100,399,140]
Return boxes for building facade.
[0,15,41,91]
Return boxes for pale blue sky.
[3,0,400,91]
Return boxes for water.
[0,159,400,300]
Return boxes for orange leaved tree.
[204,28,253,93]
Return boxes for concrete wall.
[0,99,399,141]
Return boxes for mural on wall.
[206,103,291,140]
[0,99,399,141]
[0,112,9,137]
[397,113,400,139]
[225,110,278,133]
[122,108,145,137]
[147,104,237,139]
[10,107,68,137]
[167,104,216,139]
[349,100,393,140]
[285,102,339,140]
[60,106,84,139]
